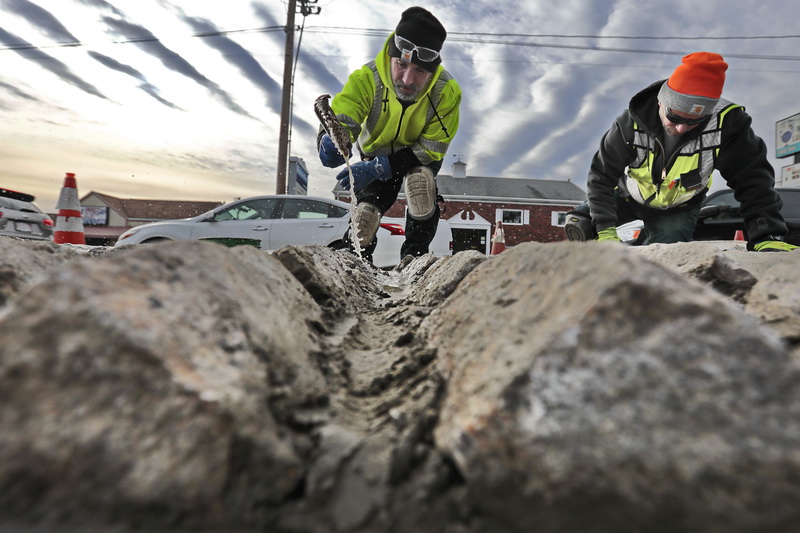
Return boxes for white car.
[115,195,441,268]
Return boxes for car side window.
[212,198,279,221]
[281,199,330,219]
[329,205,348,218]
[247,198,280,219]
[213,204,259,221]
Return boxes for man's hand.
[336,156,392,192]
[318,134,346,168]
[753,240,798,252]
[596,227,621,242]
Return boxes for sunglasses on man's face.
[665,108,709,126]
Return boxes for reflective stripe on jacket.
[625,100,740,209]
[330,34,461,166]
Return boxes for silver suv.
[0,188,54,241]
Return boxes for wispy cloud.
[100,15,257,120]
[74,0,125,18]
[0,78,39,102]
[87,50,181,109]
[176,11,283,113]
[2,0,80,43]
[2,0,181,109]
[0,26,109,100]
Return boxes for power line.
[446,37,800,62]
[5,25,800,57]
[300,26,800,62]
[298,25,800,41]
[450,31,800,41]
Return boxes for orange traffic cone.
[53,172,85,244]
[734,230,745,241]
[490,221,506,255]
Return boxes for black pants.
[342,172,440,260]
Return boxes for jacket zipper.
[655,137,690,190]
[394,105,407,141]
[389,104,409,155]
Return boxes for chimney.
[452,159,467,178]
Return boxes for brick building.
[334,161,586,254]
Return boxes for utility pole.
[275,0,296,195]
[276,0,320,195]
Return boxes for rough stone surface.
[0,239,83,307]
[1,237,799,533]
[744,262,800,352]
[425,243,800,533]
[0,241,327,529]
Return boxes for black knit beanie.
[387,6,446,73]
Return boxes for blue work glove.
[752,240,798,252]
[336,156,392,193]
[318,133,347,168]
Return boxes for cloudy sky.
[2,0,800,212]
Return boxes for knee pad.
[404,166,436,220]
[564,211,596,241]
[351,202,381,247]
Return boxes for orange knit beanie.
[657,52,728,115]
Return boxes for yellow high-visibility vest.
[627,100,740,209]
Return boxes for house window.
[552,211,571,227]
[496,208,528,226]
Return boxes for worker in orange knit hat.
[565,52,797,252]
